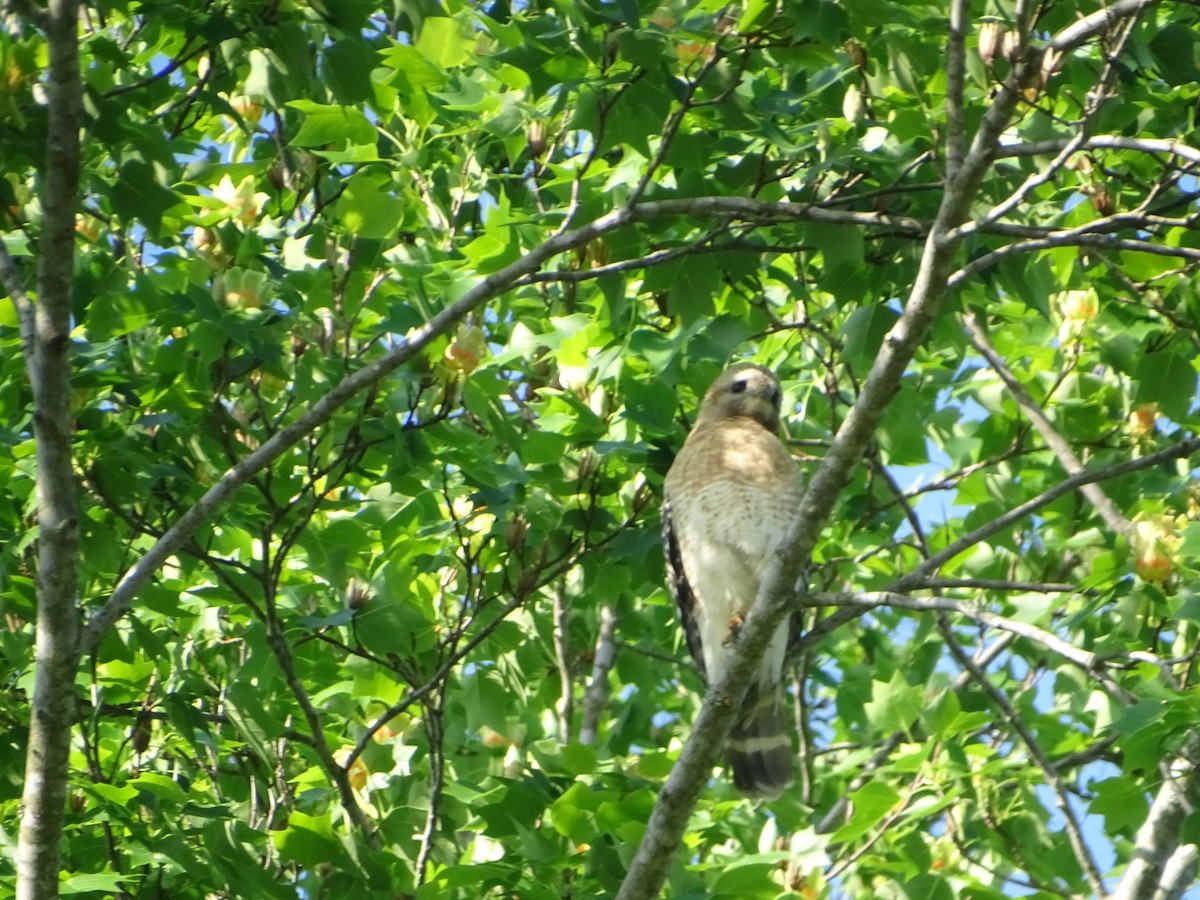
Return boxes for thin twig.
[552,584,574,742]
[891,435,1200,593]
[415,690,446,885]
[939,619,1109,898]
[806,591,1154,695]
[814,633,1015,834]
[963,310,1129,535]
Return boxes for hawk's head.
[695,363,783,432]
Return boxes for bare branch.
[552,585,574,742]
[998,136,1200,167]
[916,577,1078,593]
[17,1,83,897]
[415,691,447,885]
[580,604,617,746]
[615,24,1042,898]
[807,591,1156,694]
[1110,772,1198,900]
[949,232,1200,288]
[944,0,968,179]
[891,435,1200,593]
[939,621,1109,897]
[1050,0,1160,53]
[1156,844,1199,900]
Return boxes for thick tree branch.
[944,0,967,179]
[1111,771,1198,900]
[1050,0,1159,52]
[17,1,83,898]
[616,16,1040,898]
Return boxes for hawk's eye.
[770,389,781,407]
[730,379,748,394]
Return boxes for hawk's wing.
[661,495,708,682]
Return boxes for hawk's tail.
[727,684,793,801]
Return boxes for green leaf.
[833,782,902,842]
[1148,24,1200,86]
[271,811,338,866]
[111,159,181,238]
[841,302,898,366]
[288,100,377,147]
[1091,776,1149,833]
[415,16,475,67]
[333,173,406,240]
[864,671,924,734]
[60,874,129,894]
[324,39,378,104]
[711,859,788,898]
[1134,350,1195,420]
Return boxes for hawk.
[662,363,802,800]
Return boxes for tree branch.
[939,620,1109,897]
[16,1,83,898]
[944,0,968,179]
[552,585,574,742]
[807,591,1152,697]
[615,15,1041,897]
[1110,770,1198,900]
[963,310,1130,535]
[415,691,447,885]
[890,435,1200,593]
[579,604,617,746]
[78,193,929,655]
[1050,0,1159,52]
[997,135,1200,167]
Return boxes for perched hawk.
[662,363,803,800]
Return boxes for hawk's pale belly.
[670,479,797,687]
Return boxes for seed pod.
[506,514,528,552]
[978,21,1003,67]
[345,579,372,611]
[842,83,865,122]
[527,120,547,158]
[1001,29,1021,62]
[1040,48,1063,85]
[131,714,152,754]
[845,39,867,71]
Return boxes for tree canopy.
[3,0,1200,897]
